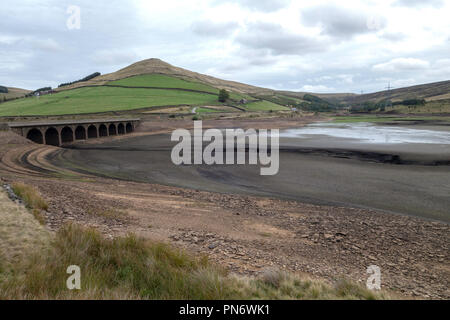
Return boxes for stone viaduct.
[8,118,140,147]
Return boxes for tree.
[218,89,229,102]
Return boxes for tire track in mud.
[0,145,89,179]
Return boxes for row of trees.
[350,98,426,113]
[0,86,8,93]
[58,72,101,88]
[392,98,426,106]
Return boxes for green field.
[0,86,219,116]
[243,100,290,111]
[0,73,288,116]
[108,74,219,94]
[196,107,223,113]
[108,74,254,101]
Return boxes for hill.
[55,58,273,95]
[1,58,448,116]
[0,87,31,102]
[0,59,295,116]
[339,80,450,105]
[55,58,352,101]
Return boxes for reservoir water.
[280,122,450,145]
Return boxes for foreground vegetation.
[0,223,387,300]
[11,182,48,225]
[0,184,387,300]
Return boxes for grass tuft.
[11,182,48,211]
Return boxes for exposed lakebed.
[53,122,450,222]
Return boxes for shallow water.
[280,122,450,145]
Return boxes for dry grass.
[0,222,390,300]
[0,189,50,266]
[237,268,389,300]
[86,207,129,222]
[11,182,48,211]
[0,223,237,299]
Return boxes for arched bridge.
[8,118,140,147]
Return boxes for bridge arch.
[87,125,98,138]
[45,127,60,146]
[26,128,44,144]
[61,126,74,144]
[75,126,86,140]
[126,122,133,133]
[117,123,125,135]
[108,124,117,135]
[99,124,108,137]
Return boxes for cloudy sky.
[1,0,450,93]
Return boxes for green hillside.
[0,72,286,116]
[0,86,219,116]
[243,100,290,111]
[108,74,219,93]
[107,74,255,102]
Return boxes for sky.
[1,0,450,93]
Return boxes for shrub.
[218,89,229,102]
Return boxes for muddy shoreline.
[53,125,450,223]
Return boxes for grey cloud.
[31,38,63,52]
[393,0,444,8]
[91,50,139,66]
[301,5,386,39]
[213,0,290,12]
[236,22,326,56]
[379,32,407,42]
[0,0,150,89]
[191,20,239,37]
[372,58,430,72]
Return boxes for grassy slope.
[0,86,219,116]
[243,100,290,111]
[0,87,31,102]
[109,74,254,102]
[109,74,219,93]
[0,74,283,116]
[196,107,222,113]
[0,189,50,266]
[388,99,450,114]
[338,80,450,105]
